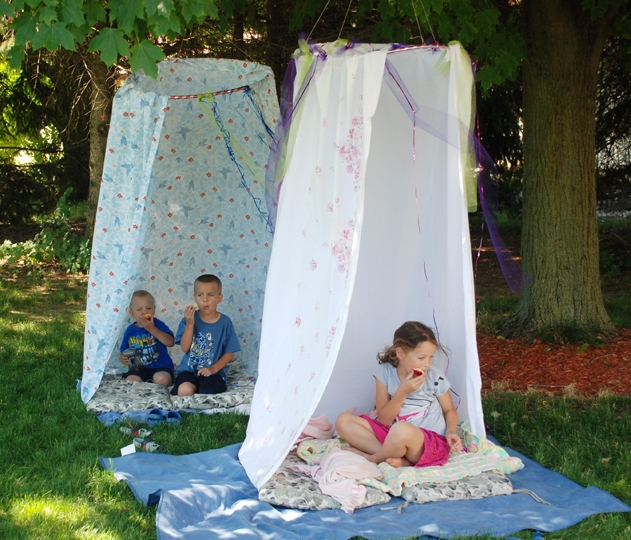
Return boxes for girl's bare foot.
[385,456,413,468]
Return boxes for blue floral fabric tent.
[81,58,278,403]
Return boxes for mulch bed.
[478,329,631,396]
[471,225,631,397]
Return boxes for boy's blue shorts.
[170,370,227,395]
[122,367,174,383]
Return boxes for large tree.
[513,0,618,340]
[360,0,627,340]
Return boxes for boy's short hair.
[130,290,155,308]
[194,274,222,294]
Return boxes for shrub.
[0,188,90,274]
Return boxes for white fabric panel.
[316,46,482,435]
[241,43,482,488]
[239,49,389,488]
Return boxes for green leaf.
[88,27,131,65]
[52,21,77,49]
[201,0,218,18]
[476,64,501,91]
[12,13,37,46]
[0,2,14,17]
[38,5,58,26]
[31,24,56,50]
[70,22,93,42]
[57,0,86,27]
[474,7,499,34]
[31,21,76,51]
[107,0,145,34]
[146,0,174,18]
[129,39,165,77]
[8,44,25,69]
[180,0,216,22]
[148,10,181,35]
[84,0,107,26]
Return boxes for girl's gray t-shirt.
[375,363,451,435]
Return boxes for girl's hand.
[446,431,462,453]
[398,370,426,395]
[184,305,197,324]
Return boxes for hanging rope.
[307,0,332,41]
[418,0,436,42]
[338,0,354,40]
[411,1,424,43]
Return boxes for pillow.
[401,469,514,504]
[86,378,173,414]
[170,385,254,410]
[259,452,391,511]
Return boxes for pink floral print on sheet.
[335,116,364,188]
[331,220,355,275]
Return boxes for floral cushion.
[86,379,173,414]
[86,358,255,413]
[259,452,514,511]
[401,469,514,503]
[258,452,391,511]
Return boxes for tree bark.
[234,12,246,60]
[85,54,113,239]
[507,0,616,340]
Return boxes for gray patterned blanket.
[86,358,255,414]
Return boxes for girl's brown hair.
[377,321,437,367]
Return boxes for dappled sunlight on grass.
[4,494,153,539]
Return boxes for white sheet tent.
[240,42,483,488]
[81,59,279,403]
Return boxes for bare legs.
[125,371,173,387]
[175,382,196,396]
[335,411,425,467]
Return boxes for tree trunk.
[507,0,616,340]
[234,12,246,60]
[85,54,113,239]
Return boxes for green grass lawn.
[0,271,629,539]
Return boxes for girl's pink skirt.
[360,415,451,467]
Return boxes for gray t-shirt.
[375,362,451,435]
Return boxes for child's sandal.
[133,437,164,453]
[146,408,165,426]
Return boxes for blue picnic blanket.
[101,441,629,539]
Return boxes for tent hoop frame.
[168,85,249,100]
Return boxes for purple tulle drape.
[265,42,523,293]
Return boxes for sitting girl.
[335,321,462,468]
